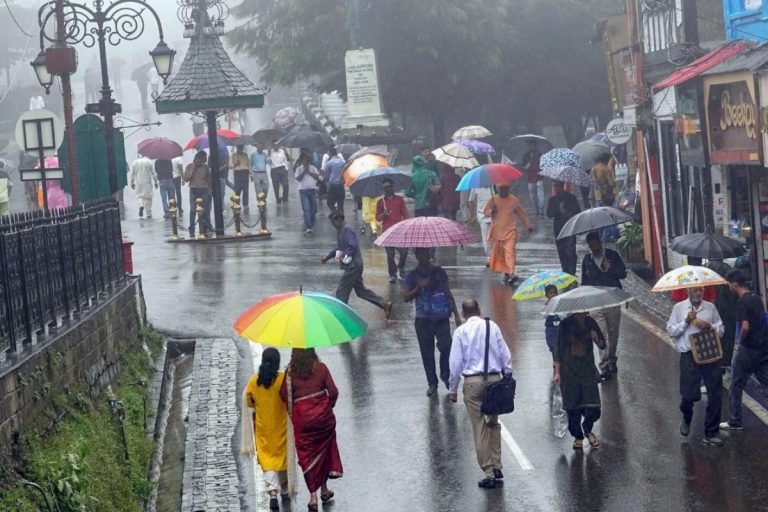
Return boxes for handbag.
[480,318,516,415]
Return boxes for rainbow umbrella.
[234,290,368,348]
[512,270,578,301]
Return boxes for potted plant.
[617,223,644,263]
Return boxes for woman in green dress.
[552,312,606,449]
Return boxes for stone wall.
[0,277,145,449]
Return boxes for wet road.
[120,160,768,512]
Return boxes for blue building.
[724,0,768,41]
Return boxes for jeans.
[188,188,212,234]
[414,317,453,387]
[299,189,317,229]
[385,246,408,277]
[233,170,250,207]
[327,183,345,213]
[566,408,601,440]
[528,180,545,215]
[555,236,577,275]
[270,166,289,204]
[252,172,269,200]
[727,345,768,426]
[159,179,176,215]
[679,352,722,437]
[174,176,183,212]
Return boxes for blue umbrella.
[348,167,412,197]
[540,148,582,171]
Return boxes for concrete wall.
[0,278,145,449]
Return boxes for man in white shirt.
[666,286,725,446]
[448,299,512,489]
[268,139,292,205]
[468,187,494,258]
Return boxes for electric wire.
[3,0,34,38]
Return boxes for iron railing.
[0,199,125,357]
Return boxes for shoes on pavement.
[307,503,318,511]
[700,385,707,394]
[493,469,504,480]
[398,267,407,279]
[320,491,334,503]
[384,301,393,319]
[703,436,723,446]
[389,275,397,283]
[507,275,519,285]
[360,226,366,234]
[478,478,496,489]
[146,213,152,219]
[680,419,690,437]
[426,385,438,397]
[719,422,743,430]
[305,228,312,233]
[139,206,144,218]
[586,432,599,448]
[163,213,170,219]
[269,497,279,510]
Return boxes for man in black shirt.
[581,231,627,380]
[546,181,581,275]
[721,269,768,430]
[155,158,175,219]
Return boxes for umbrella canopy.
[374,216,477,248]
[454,138,495,155]
[540,166,595,188]
[652,265,727,292]
[234,290,368,348]
[342,154,389,187]
[348,167,411,197]
[541,148,583,171]
[670,230,746,259]
[138,137,183,160]
[506,134,554,164]
[542,286,634,315]
[336,143,361,156]
[183,134,231,151]
[571,139,610,169]
[348,145,388,161]
[557,206,635,239]
[226,135,257,146]
[277,125,333,149]
[512,270,578,301]
[432,143,479,169]
[272,106,304,131]
[452,125,492,139]
[455,163,524,191]
[252,128,286,146]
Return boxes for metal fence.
[0,199,125,356]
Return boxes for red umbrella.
[138,137,183,159]
[374,216,477,248]
[183,133,233,151]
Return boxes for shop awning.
[654,41,749,90]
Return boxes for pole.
[95,4,118,197]
[37,122,49,211]
[207,111,224,235]
[55,0,79,204]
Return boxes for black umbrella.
[277,125,333,149]
[252,128,286,146]
[670,229,745,260]
[557,206,635,240]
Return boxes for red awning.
[654,41,749,90]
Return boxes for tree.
[0,1,36,88]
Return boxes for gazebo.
[155,0,266,236]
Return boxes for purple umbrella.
[453,138,495,155]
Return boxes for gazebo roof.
[155,26,266,114]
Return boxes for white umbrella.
[452,125,492,140]
[542,286,634,315]
[432,143,479,169]
[651,266,726,292]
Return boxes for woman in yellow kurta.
[242,348,295,510]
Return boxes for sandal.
[321,491,334,502]
[587,432,599,448]
[308,503,318,511]
[572,439,583,450]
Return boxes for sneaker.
[398,267,406,279]
[269,496,279,510]
[138,206,144,218]
[426,385,437,397]
[305,228,312,233]
[719,422,743,430]
[679,419,690,437]
[493,469,504,480]
[478,478,496,489]
[703,436,724,446]
[503,273,510,283]
[389,275,397,283]
[700,385,707,395]
[146,213,152,219]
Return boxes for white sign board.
[344,49,384,118]
[605,118,633,145]
[15,109,64,157]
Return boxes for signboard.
[623,107,637,127]
[14,109,64,157]
[704,72,760,165]
[605,118,633,145]
[344,49,384,118]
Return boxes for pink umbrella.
[35,155,59,168]
[374,216,476,248]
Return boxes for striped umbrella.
[452,125,492,139]
[432,143,479,169]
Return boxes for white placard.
[14,109,64,157]
[344,49,384,118]
[605,118,633,145]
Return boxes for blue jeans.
[299,189,317,229]
[159,179,175,215]
[528,180,545,215]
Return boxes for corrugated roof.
[702,41,768,75]
[654,41,749,89]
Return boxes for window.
[745,0,762,10]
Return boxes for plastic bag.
[551,384,568,438]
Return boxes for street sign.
[605,118,633,145]
[20,168,64,182]
[14,109,65,157]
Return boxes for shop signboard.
[704,72,760,165]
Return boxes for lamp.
[149,41,176,84]
[31,50,53,94]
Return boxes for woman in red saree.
[280,349,342,511]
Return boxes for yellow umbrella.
[342,154,389,187]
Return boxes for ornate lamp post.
[34,0,175,197]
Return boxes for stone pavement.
[622,269,673,323]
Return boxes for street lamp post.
[34,0,175,197]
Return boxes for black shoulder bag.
[481,317,516,415]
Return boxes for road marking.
[624,308,768,427]
[500,421,534,471]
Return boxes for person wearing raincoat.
[404,155,440,217]
[242,348,297,510]
[361,196,382,237]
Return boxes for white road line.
[500,422,535,471]
[624,308,768,427]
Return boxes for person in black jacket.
[546,181,581,275]
[581,231,627,380]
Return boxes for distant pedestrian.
[130,155,158,219]
[295,153,321,233]
[184,151,213,237]
[544,284,560,356]
[468,186,494,260]
[721,270,768,432]
[439,165,461,220]
[230,144,252,209]
[592,152,619,242]
[484,184,533,284]
[269,140,292,206]
[552,312,606,450]
[321,211,393,318]
[448,299,511,489]
[191,115,205,137]
[46,180,69,210]
[134,70,148,109]
[29,94,45,110]
[242,348,294,510]
[172,156,184,214]
[280,349,342,511]
[546,181,581,275]
[403,247,462,396]
[361,196,380,237]
[324,149,346,213]
[522,140,545,217]
[666,286,725,446]
[250,143,270,201]
[155,158,175,219]
[404,155,440,217]
[0,163,13,216]
[376,178,409,282]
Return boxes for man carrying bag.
[448,299,513,489]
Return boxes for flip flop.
[321,491,334,503]
[587,432,599,448]
[573,439,583,450]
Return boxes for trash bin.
[122,238,134,274]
